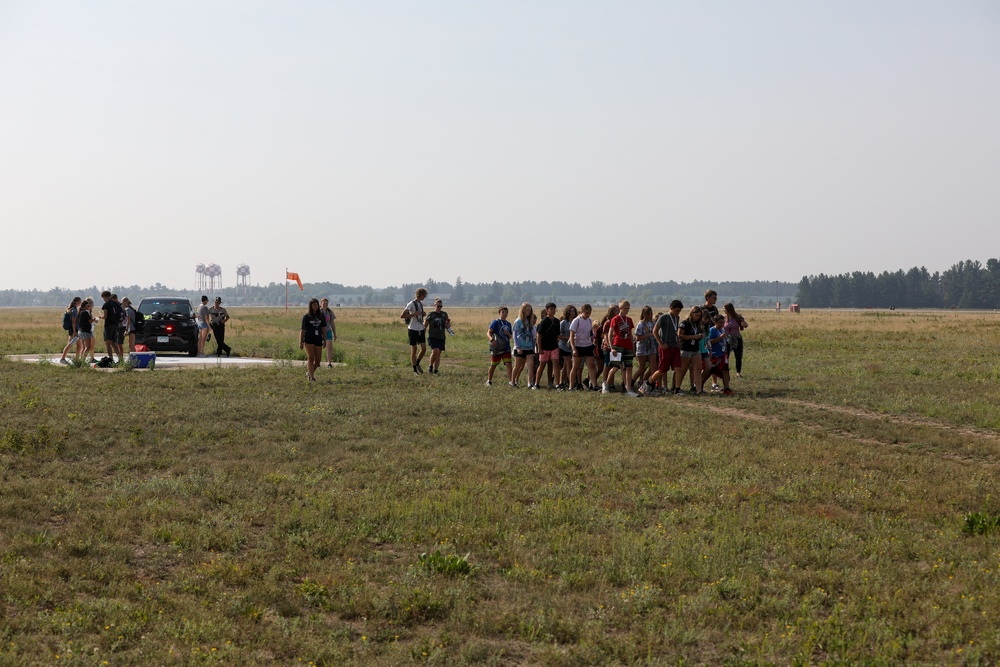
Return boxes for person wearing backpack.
[121,297,137,353]
[100,291,124,364]
[59,297,82,364]
[400,287,427,374]
[424,298,451,374]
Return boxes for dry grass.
[1,307,999,665]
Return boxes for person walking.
[424,298,450,374]
[400,287,427,373]
[209,297,232,357]
[486,306,513,386]
[319,298,338,368]
[59,297,82,364]
[643,299,683,396]
[300,298,327,382]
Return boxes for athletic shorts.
[709,354,729,375]
[491,351,512,364]
[574,345,595,358]
[680,350,700,359]
[610,346,634,368]
[513,348,535,358]
[429,337,446,351]
[198,321,209,330]
[559,348,573,359]
[115,329,125,345]
[103,325,117,342]
[79,332,93,341]
[325,329,333,341]
[538,348,559,363]
[408,329,426,346]
[657,347,681,372]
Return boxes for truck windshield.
[139,299,193,317]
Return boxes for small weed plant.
[417,550,477,577]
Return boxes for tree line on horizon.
[795,259,1000,309]
[0,278,796,309]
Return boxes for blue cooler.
[129,352,156,369]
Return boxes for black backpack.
[62,311,73,331]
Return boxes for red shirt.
[609,314,634,350]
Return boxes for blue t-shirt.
[709,325,727,356]
[512,318,535,351]
[489,319,512,353]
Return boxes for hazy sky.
[2,1,998,291]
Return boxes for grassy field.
[2,307,1000,665]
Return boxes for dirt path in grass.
[682,397,1000,464]
[772,398,1000,442]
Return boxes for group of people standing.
[59,291,136,365]
[400,287,748,396]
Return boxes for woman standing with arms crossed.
[300,298,327,382]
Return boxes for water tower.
[205,263,222,292]
[236,264,251,295]
[195,263,206,291]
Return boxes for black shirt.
[79,310,93,334]
[537,316,560,351]
[301,313,326,345]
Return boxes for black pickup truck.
[135,297,199,356]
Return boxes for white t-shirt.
[569,316,594,347]
[406,299,425,331]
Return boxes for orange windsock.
[286,272,303,290]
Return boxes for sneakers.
[508,381,519,388]
[486,380,492,386]
[327,362,333,368]
[529,384,539,390]
[626,389,640,398]
[711,383,721,391]
[416,363,424,374]
[736,372,743,379]
[59,358,69,365]
[413,365,420,374]
[638,382,652,397]
[601,383,610,394]
[723,388,734,396]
